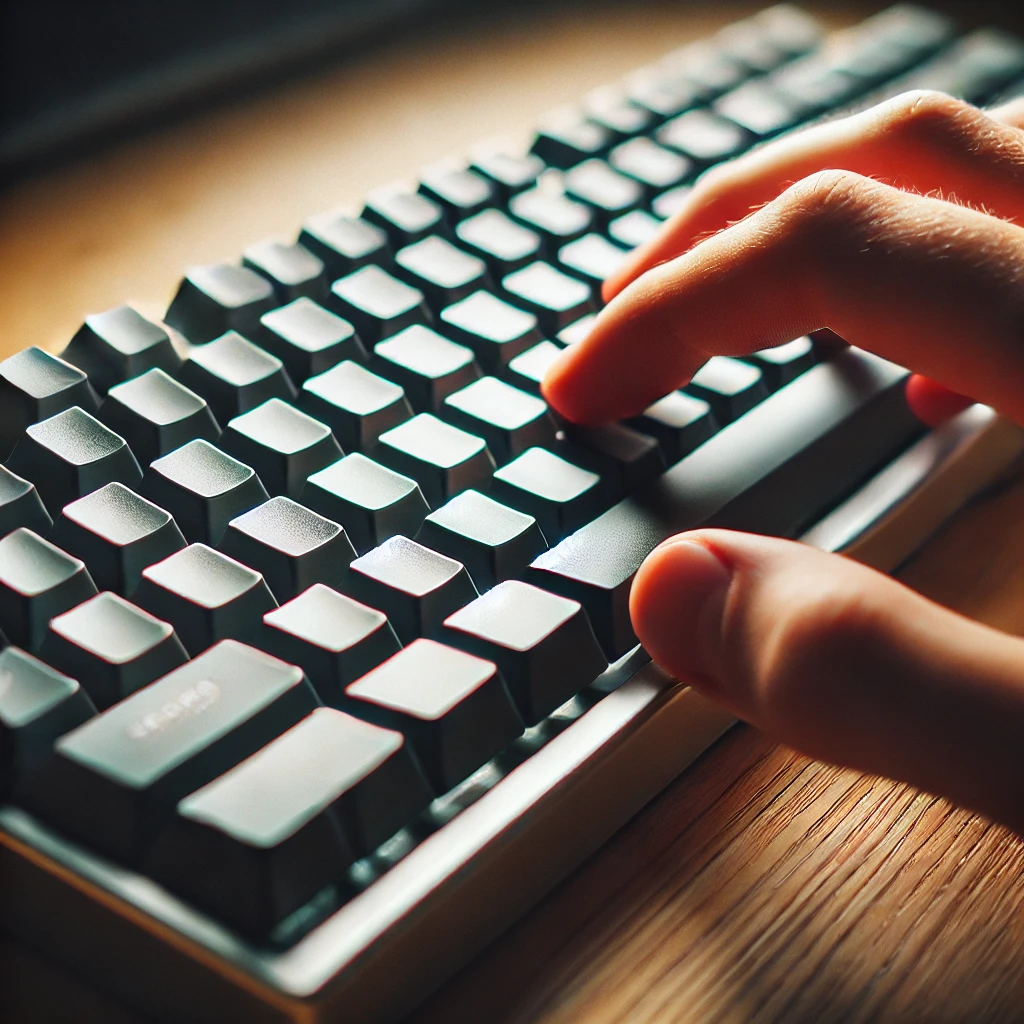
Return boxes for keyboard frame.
[2,404,1021,1024]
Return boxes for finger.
[604,90,1024,301]
[904,374,973,426]
[630,529,1024,835]
[542,171,1024,425]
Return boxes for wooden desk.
[3,3,1024,1021]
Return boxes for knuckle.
[883,89,973,137]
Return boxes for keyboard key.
[628,391,717,463]
[438,291,541,373]
[219,399,343,499]
[609,137,692,194]
[328,265,430,347]
[147,708,430,935]
[491,447,603,543]
[362,184,445,247]
[502,262,596,333]
[372,326,480,414]
[0,646,95,796]
[745,336,817,388]
[650,184,693,220]
[19,640,318,863]
[530,117,611,168]
[563,160,644,223]
[376,414,494,507]
[256,298,366,384]
[454,209,542,276]
[504,340,564,395]
[40,593,189,711]
[219,497,356,602]
[584,89,654,141]
[176,330,297,424]
[301,454,429,555]
[557,233,630,285]
[687,355,768,422]
[260,585,401,706]
[608,208,664,249]
[555,314,596,347]
[50,482,187,597]
[140,439,269,545]
[165,264,278,344]
[297,211,390,277]
[300,361,412,454]
[0,347,99,459]
[469,149,544,200]
[416,489,547,590]
[442,377,555,463]
[559,422,665,499]
[0,530,97,652]
[62,306,181,395]
[134,544,277,655]
[346,639,522,791]
[0,465,52,537]
[714,80,801,137]
[393,235,489,311]
[443,580,606,724]
[7,407,143,516]
[344,535,477,643]
[660,42,749,96]
[418,162,495,223]
[657,108,749,164]
[508,188,593,251]
[242,239,328,303]
[626,72,703,121]
[99,369,221,469]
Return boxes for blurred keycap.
[454,209,542,276]
[502,262,596,333]
[242,240,328,303]
[608,208,664,249]
[687,355,768,422]
[372,326,480,414]
[419,162,495,223]
[362,184,445,247]
[584,89,654,141]
[555,314,596,347]
[393,236,489,311]
[557,233,630,286]
[298,211,389,278]
[0,465,52,537]
[165,263,278,344]
[657,108,749,164]
[469,149,544,200]
[608,136,692,194]
[628,391,717,463]
[508,188,593,251]
[438,291,542,373]
[563,159,644,223]
[530,116,611,168]
[256,298,366,385]
[504,340,564,396]
[328,265,430,346]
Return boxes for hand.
[541,90,1024,834]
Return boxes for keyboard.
[3,5,1024,1021]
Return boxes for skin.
[541,90,1024,835]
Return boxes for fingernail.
[630,538,733,689]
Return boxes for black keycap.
[650,184,693,220]
[504,340,564,395]
[301,453,429,555]
[443,580,606,724]
[508,188,593,251]
[608,209,663,249]
[176,330,297,424]
[557,234,630,286]
[299,360,412,453]
[242,239,328,303]
[628,391,717,463]
[7,407,142,516]
[256,298,366,385]
[0,529,97,652]
[298,211,390,277]
[327,265,430,347]
[0,347,99,459]
[416,489,546,591]
[371,325,480,414]
[419,162,495,223]
[344,535,477,643]
[62,306,181,395]
[530,117,611,168]
[393,235,489,311]
[609,137,692,194]
[99,368,221,469]
[745,336,817,388]
[686,355,768,422]
[442,377,555,463]
[376,414,494,508]
[559,422,665,499]
[502,262,596,333]
[346,639,522,792]
[0,647,95,796]
[165,264,278,344]
[555,314,596,348]
[0,465,52,537]
[438,291,542,373]
[454,209,543,276]
[133,544,277,655]
[50,482,187,596]
[219,496,356,602]
[147,708,430,935]
[219,398,343,499]
[657,108,749,164]
[469,149,544,200]
[41,593,189,711]
[260,584,401,706]
[490,447,604,543]
[529,350,919,658]
[20,640,318,863]
[563,160,644,223]
[140,439,269,546]
[362,184,445,247]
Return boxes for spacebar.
[529,348,921,658]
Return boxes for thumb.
[630,529,1024,834]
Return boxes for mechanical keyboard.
[3,5,1024,1021]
